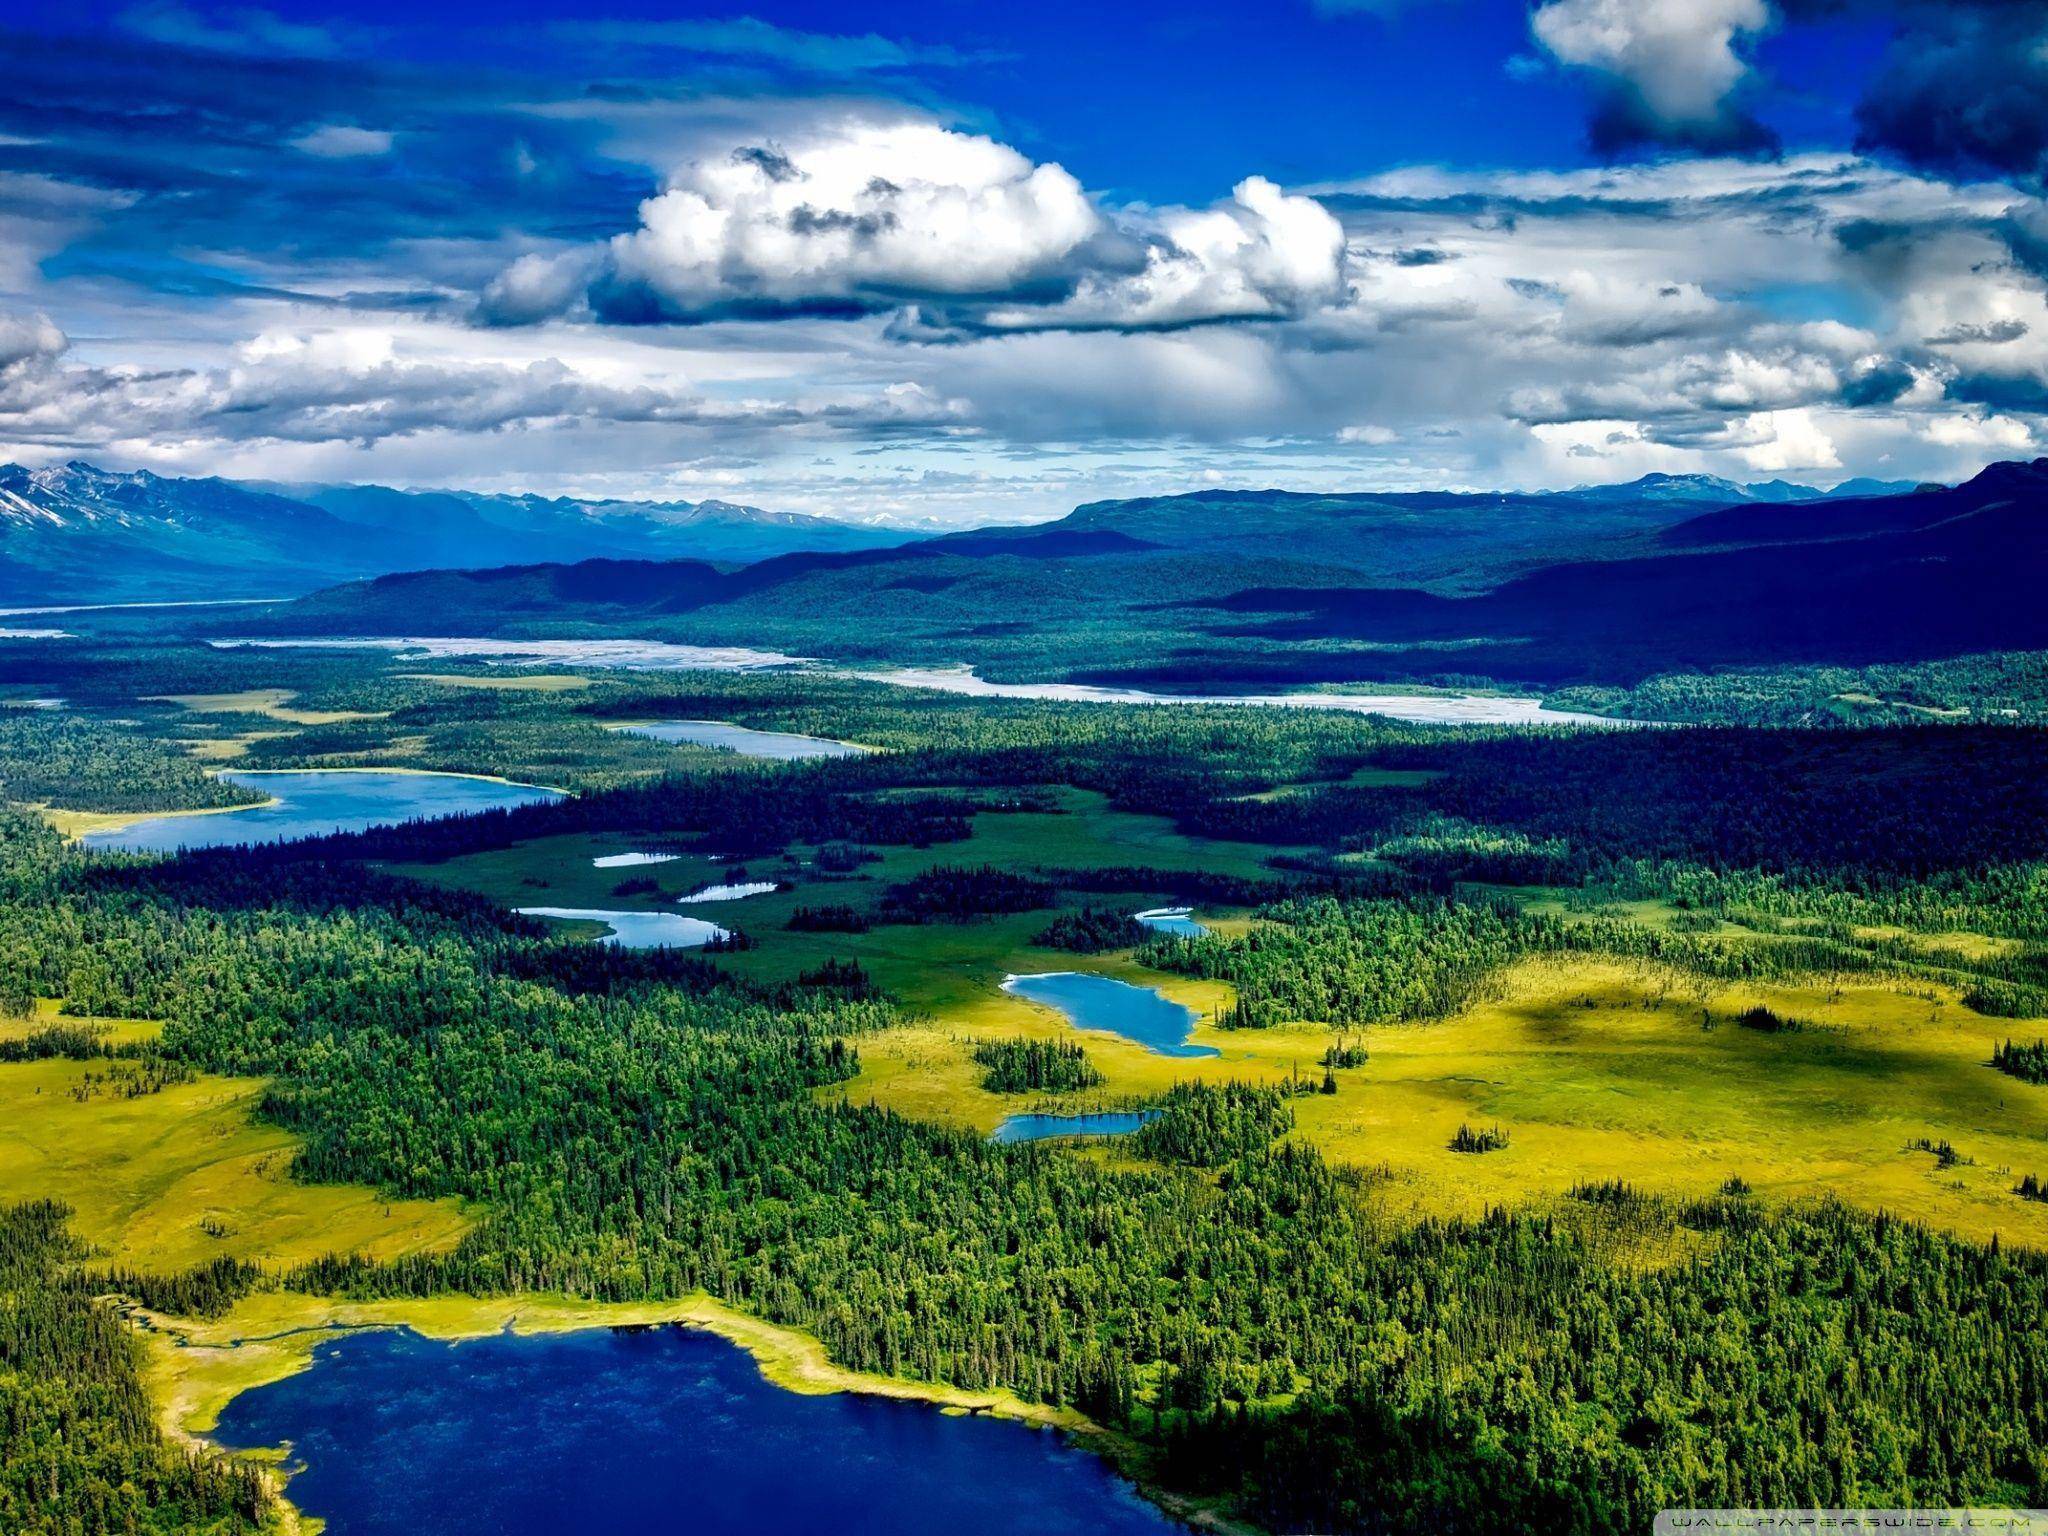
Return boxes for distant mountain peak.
[0,458,921,604]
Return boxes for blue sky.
[3,0,2047,522]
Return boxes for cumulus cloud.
[601,123,1104,321]
[0,315,960,453]
[959,176,1346,333]
[0,312,66,373]
[1530,0,2048,174]
[1530,0,1775,151]
[486,119,1348,336]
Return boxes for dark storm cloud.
[1846,1,2048,180]
[1583,90,1778,159]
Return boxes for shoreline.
[605,716,884,757]
[42,764,572,841]
[140,1288,1253,1536]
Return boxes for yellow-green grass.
[38,796,281,841]
[2,997,163,1047]
[840,949,2048,1249]
[145,1288,1092,1444]
[384,779,2048,1253]
[139,1286,1248,1536]
[183,731,292,762]
[0,1022,468,1275]
[399,672,593,692]
[0,995,1198,1530]
[150,689,386,725]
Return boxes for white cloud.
[603,121,1104,317]
[493,119,1348,336]
[1922,410,2038,450]
[0,313,962,455]
[973,176,1346,332]
[290,124,395,158]
[0,312,65,372]
[1531,0,1770,136]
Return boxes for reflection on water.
[859,666,1620,725]
[210,1326,1181,1536]
[219,637,1622,725]
[991,1111,1158,1145]
[217,636,808,671]
[81,771,562,853]
[620,719,869,760]
[515,907,730,949]
[1134,906,1208,938]
[678,882,780,904]
[1002,972,1217,1059]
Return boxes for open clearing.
[393,779,2048,1249]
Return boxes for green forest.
[2,638,2047,1535]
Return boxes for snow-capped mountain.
[0,462,917,603]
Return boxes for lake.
[214,1327,1179,1531]
[220,637,1621,724]
[990,1111,1158,1145]
[80,770,563,853]
[678,881,781,904]
[1134,906,1208,938]
[858,666,1620,725]
[515,908,730,949]
[210,1325,1181,1536]
[620,719,871,760]
[218,636,810,671]
[1001,973,1218,1059]
[592,851,683,868]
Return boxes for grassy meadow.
[389,777,2048,1249]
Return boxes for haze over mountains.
[0,461,914,603]
[231,461,2035,692]
[0,458,1920,607]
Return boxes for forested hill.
[230,462,2048,693]
[1048,472,1911,592]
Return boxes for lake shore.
[48,765,571,843]
[141,1289,1256,1536]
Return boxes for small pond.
[1133,906,1209,938]
[620,719,870,760]
[515,908,730,949]
[1001,972,1218,1059]
[678,882,781,904]
[990,1111,1158,1145]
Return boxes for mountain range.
[0,462,914,603]
[227,461,2038,691]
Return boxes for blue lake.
[81,771,562,853]
[678,881,781,904]
[1134,906,1209,938]
[990,1111,1158,1145]
[620,719,869,760]
[210,1325,1181,1536]
[515,908,729,949]
[1001,973,1218,1059]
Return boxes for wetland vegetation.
[2,627,2047,1535]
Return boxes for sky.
[4,0,2048,524]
